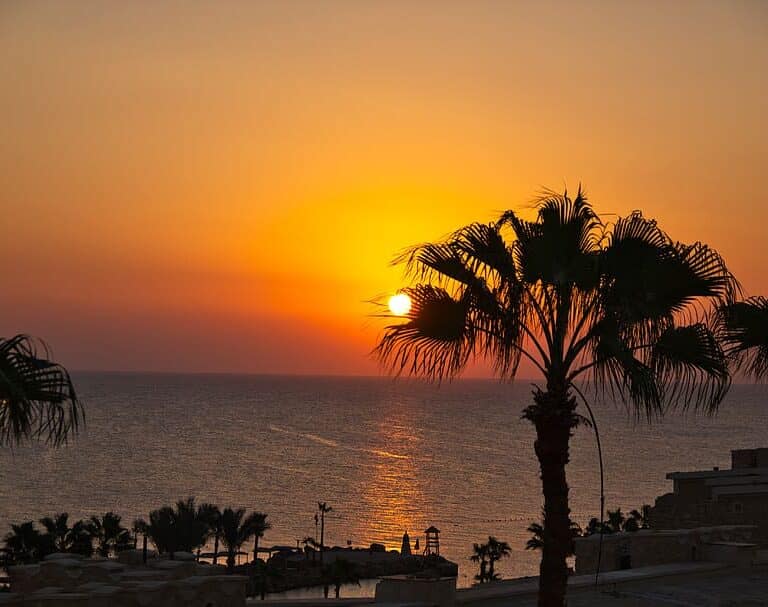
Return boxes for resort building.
[649,447,768,545]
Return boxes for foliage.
[718,296,768,380]
[471,536,511,583]
[40,513,93,556]
[219,507,269,573]
[86,512,132,557]
[145,497,217,557]
[0,335,83,446]
[3,522,53,565]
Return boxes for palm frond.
[0,335,83,447]
[717,297,768,380]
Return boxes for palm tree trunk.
[213,535,219,565]
[529,386,576,607]
[253,534,259,564]
[320,514,325,567]
[335,583,341,599]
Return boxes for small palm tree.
[39,513,92,556]
[220,507,264,573]
[486,536,511,581]
[375,190,735,606]
[0,335,83,446]
[470,542,489,583]
[4,522,52,565]
[323,558,360,598]
[249,512,270,564]
[606,509,625,534]
[133,518,149,563]
[86,512,131,557]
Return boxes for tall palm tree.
[317,502,332,566]
[486,536,511,581]
[249,512,270,564]
[718,296,768,379]
[0,335,83,446]
[219,507,263,573]
[39,513,92,556]
[375,189,735,607]
[201,506,223,565]
[132,518,149,563]
[86,512,131,557]
[470,542,489,583]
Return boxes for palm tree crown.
[377,191,734,410]
[0,335,83,446]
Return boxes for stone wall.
[4,552,247,607]
[574,526,757,575]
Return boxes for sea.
[1,373,767,594]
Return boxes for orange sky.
[1,1,767,375]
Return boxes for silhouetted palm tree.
[718,296,768,379]
[486,536,511,581]
[317,502,332,566]
[323,558,360,598]
[375,189,735,607]
[220,507,264,573]
[4,522,53,565]
[470,542,489,583]
[39,513,92,556]
[145,498,216,558]
[249,512,270,564]
[86,512,131,557]
[0,335,83,446]
[606,508,625,534]
[525,523,544,552]
[132,518,149,563]
[527,520,581,556]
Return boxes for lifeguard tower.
[423,526,440,557]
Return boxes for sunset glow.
[1,2,766,376]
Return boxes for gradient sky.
[1,1,767,376]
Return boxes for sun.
[388,293,412,316]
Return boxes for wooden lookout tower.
[423,526,440,557]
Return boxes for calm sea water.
[1,373,767,590]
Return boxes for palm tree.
[86,512,131,557]
[144,498,217,559]
[525,523,544,552]
[39,513,92,556]
[133,518,149,563]
[249,512,270,564]
[323,558,360,598]
[4,522,53,565]
[470,542,489,583]
[317,502,332,566]
[486,536,511,581]
[201,506,223,565]
[606,508,625,534]
[718,296,768,379]
[0,335,83,446]
[375,189,735,607]
[219,507,264,573]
